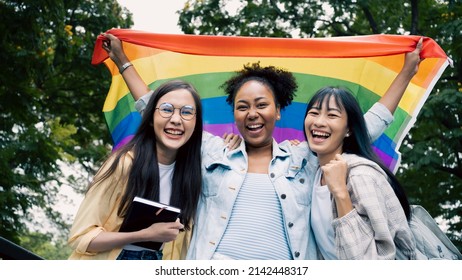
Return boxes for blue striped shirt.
[215,173,292,259]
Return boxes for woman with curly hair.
[100,33,417,260]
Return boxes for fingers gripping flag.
[92,29,450,172]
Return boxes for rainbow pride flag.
[92,29,450,172]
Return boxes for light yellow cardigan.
[67,152,191,260]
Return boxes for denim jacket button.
[299,178,305,184]
[270,173,275,178]
[281,194,286,199]
[294,251,300,257]
[288,222,294,227]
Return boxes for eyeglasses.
[155,102,196,121]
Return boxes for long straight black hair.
[303,86,411,220]
[89,80,203,229]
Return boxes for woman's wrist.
[112,52,130,69]
[119,62,133,74]
[332,187,350,201]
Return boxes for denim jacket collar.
[204,138,306,179]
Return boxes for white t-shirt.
[123,161,175,252]
[311,168,337,260]
[158,162,175,205]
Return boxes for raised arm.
[378,37,423,114]
[364,38,423,141]
[102,33,150,101]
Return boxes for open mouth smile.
[246,124,264,131]
[311,130,330,139]
[165,129,184,136]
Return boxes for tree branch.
[357,2,379,34]
[435,165,462,180]
[410,0,419,34]
[269,0,284,18]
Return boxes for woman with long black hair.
[68,79,203,260]
[304,86,416,259]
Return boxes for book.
[119,196,181,251]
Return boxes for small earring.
[346,132,350,137]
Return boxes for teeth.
[165,129,183,135]
[312,130,330,137]
[247,124,263,129]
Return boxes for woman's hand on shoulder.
[222,132,242,150]
[289,139,301,146]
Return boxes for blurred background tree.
[178,0,461,251]
[0,0,132,259]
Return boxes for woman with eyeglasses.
[68,79,204,260]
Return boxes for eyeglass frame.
[154,102,196,121]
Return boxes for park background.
[0,0,461,259]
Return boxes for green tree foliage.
[179,0,322,37]
[19,231,72,260]
[396,3,462,251]
[0,0,132,248]
[178,0,462,251]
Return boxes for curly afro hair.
[221,62,298,109]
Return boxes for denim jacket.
[186,134,319,260]
[186,103,392,260]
